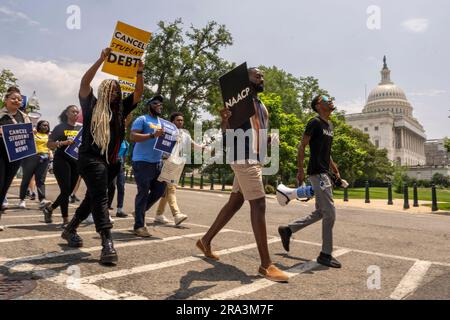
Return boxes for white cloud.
[0,6,39,26]
[401,18,429,33]
[408,89,446,97]
[337,98,365,114]
[0,55,109,128]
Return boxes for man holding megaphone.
[278,95,348,269]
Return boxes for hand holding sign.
[101,48,112,61]
[154,128,165,138]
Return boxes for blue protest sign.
[154,119,179,154]
[20,95,27,112]
[1,123,36,162]
[65,127,83,160]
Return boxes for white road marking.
[204,248,352,300]
[10,263,148,300]
[292,239,450,267]
[0,228,130,244]
[81,238,281,284]
[390,260,433,300]
[0,231,234,267]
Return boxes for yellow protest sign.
[102,21,151,78]
[118,77,136,99]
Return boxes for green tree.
[444,137,450,153]
[0,69,18,108]
[140,19,233,129]
[260,92,305,183]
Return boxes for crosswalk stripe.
[203,248,351,300]
[390,260,432,300]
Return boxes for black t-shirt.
[49,123,82,161]
[0,112,25,159]
[79,89,137,163]
[305,116,334,175]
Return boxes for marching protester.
[278,95,343,268]
[155,112,204,226]
[61,48,144,265]
[0,87,31,231]
[107,139,129,218]
[69,110,84,204]
[196,68,289,283]
[19,120,53,209]
[130,95,166,237]
[45,105,82,226]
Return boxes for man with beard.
[130,96,166,237]
[196,67,289,283]
[61,48,144,265]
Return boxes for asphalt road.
[0,183,449,300]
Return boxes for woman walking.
[18,120,53,209]
[0,87,31,231]
[44,105,82,226]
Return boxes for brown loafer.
[258,264,289,283]
[196,239,220,261]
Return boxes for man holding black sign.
[197,67,288,283]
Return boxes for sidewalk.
[178,186,449,215]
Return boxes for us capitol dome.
[345,56,426,166]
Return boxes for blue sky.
[0,0,449,138]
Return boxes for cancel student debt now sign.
[102,21,152,78]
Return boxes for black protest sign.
[219,62,254,129]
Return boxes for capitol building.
[345,57,427,166]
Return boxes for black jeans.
[107,161,126,209]
[19,154,50,201]
[75,154,120,232]
[0,154,22,214]
[52,154,79,218]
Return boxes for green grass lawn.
[333,187,450,203]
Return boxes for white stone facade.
[345,57,426,166]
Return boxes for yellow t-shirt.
[35,132,49,154]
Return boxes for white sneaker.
[39,200,51,209]
[154,215,171,224]
[19,200,26,209]
[109,214,115,224]
[174,213,188,226]
[85,213,94,224]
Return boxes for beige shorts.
[231,163,265,201]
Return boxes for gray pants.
[288,174,336,255]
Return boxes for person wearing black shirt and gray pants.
[278,95,342,268]
[61,48,144,265]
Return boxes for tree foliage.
[0,69,18,108]
[140,19,233,129]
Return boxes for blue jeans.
[132,161,166,230]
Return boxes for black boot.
[61,216,83,247]
[100,229,118,265]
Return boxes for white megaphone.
[28,112,41,127]
[276,184,315,207]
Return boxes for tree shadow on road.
[166,260,256,300]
